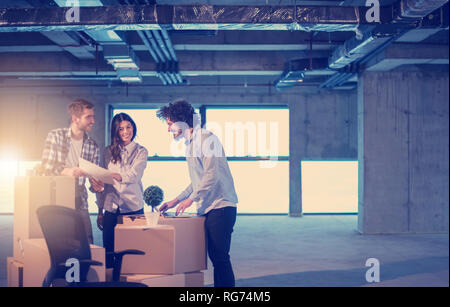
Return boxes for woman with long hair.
[97,112,148,268]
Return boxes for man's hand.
[112,172,122,182]
[160,198,179,213]
[97,211,104,231]
[176,198,193,216]
[62,167,87,178]
[89,177,104,192]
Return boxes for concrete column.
[289,98,303,216]
[358,71,449,234]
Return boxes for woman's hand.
[62,167,87,178]
[112,173,122,182]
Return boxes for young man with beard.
[41,99,104,244]
[158,99,239,287]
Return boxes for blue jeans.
[102,208,144,268]
[205,206,237,287]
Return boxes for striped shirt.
[41,127,100,210]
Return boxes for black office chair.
[36,205,146,287]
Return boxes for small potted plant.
[143,185,164,212]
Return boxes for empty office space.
[0,0,448,289]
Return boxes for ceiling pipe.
[144,30,165,63]
[141,30,176,85]
[136,30,159,63]
[322,0,449,89]
[151,30,172,62]
[160,28,178,62]
[146,30,183,85]
[137,30,168,85]
[160,29,185,84]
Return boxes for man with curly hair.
[158,99,239,287]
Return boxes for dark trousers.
[102,208,144,268]
[205,206,237,287]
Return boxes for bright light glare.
[229,161,289,213]
[301,161,358,213]
[0,160,18,179]
[0,160,18,213]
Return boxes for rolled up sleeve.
[177,183,193,201]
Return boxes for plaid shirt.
[41,127,100,210]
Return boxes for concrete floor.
[1,215,448,287]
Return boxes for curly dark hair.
[157,99,197,128]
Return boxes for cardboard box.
[118,213,199,226]
[115,216,206,275]
[6,257,24,287]
[122,271,204,287]
[117,214,147,226]
[22,238,105,287]
[13,176,76,262]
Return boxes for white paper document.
[79,158,114,184]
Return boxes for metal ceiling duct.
[275,58,328,90]
[328,28,395,70]
[0,5,385,32]
[398,0,449,19]
[323,0,449,88]
[137,30,167,85]
[51,0,142,83]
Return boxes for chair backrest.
[36,205,92,284]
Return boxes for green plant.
[143,185,164,212]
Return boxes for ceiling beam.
[364,43,449,71]
[0,50,334,76]
[40,31,95,59]
[171,44,335,51]
[0,43,337,52]
[0,4,388,32]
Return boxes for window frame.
[300,159,359,215]
[108,104,291,214]
[109,104,290,162]
[203,105,290,161]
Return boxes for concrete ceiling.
[0,0,448,89]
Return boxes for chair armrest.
[109,250,146,282]
[113,249,146,257]
[79,259,103,266]
[57,259,103,267]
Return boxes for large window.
[229,161,289,213]
[112,109,187,157]
[111,106,290,214]
[205,108,289,157]
[301,161,358,213]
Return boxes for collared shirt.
[41,127,100,210]
[101,142,148,214]
[177,128,238,216]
